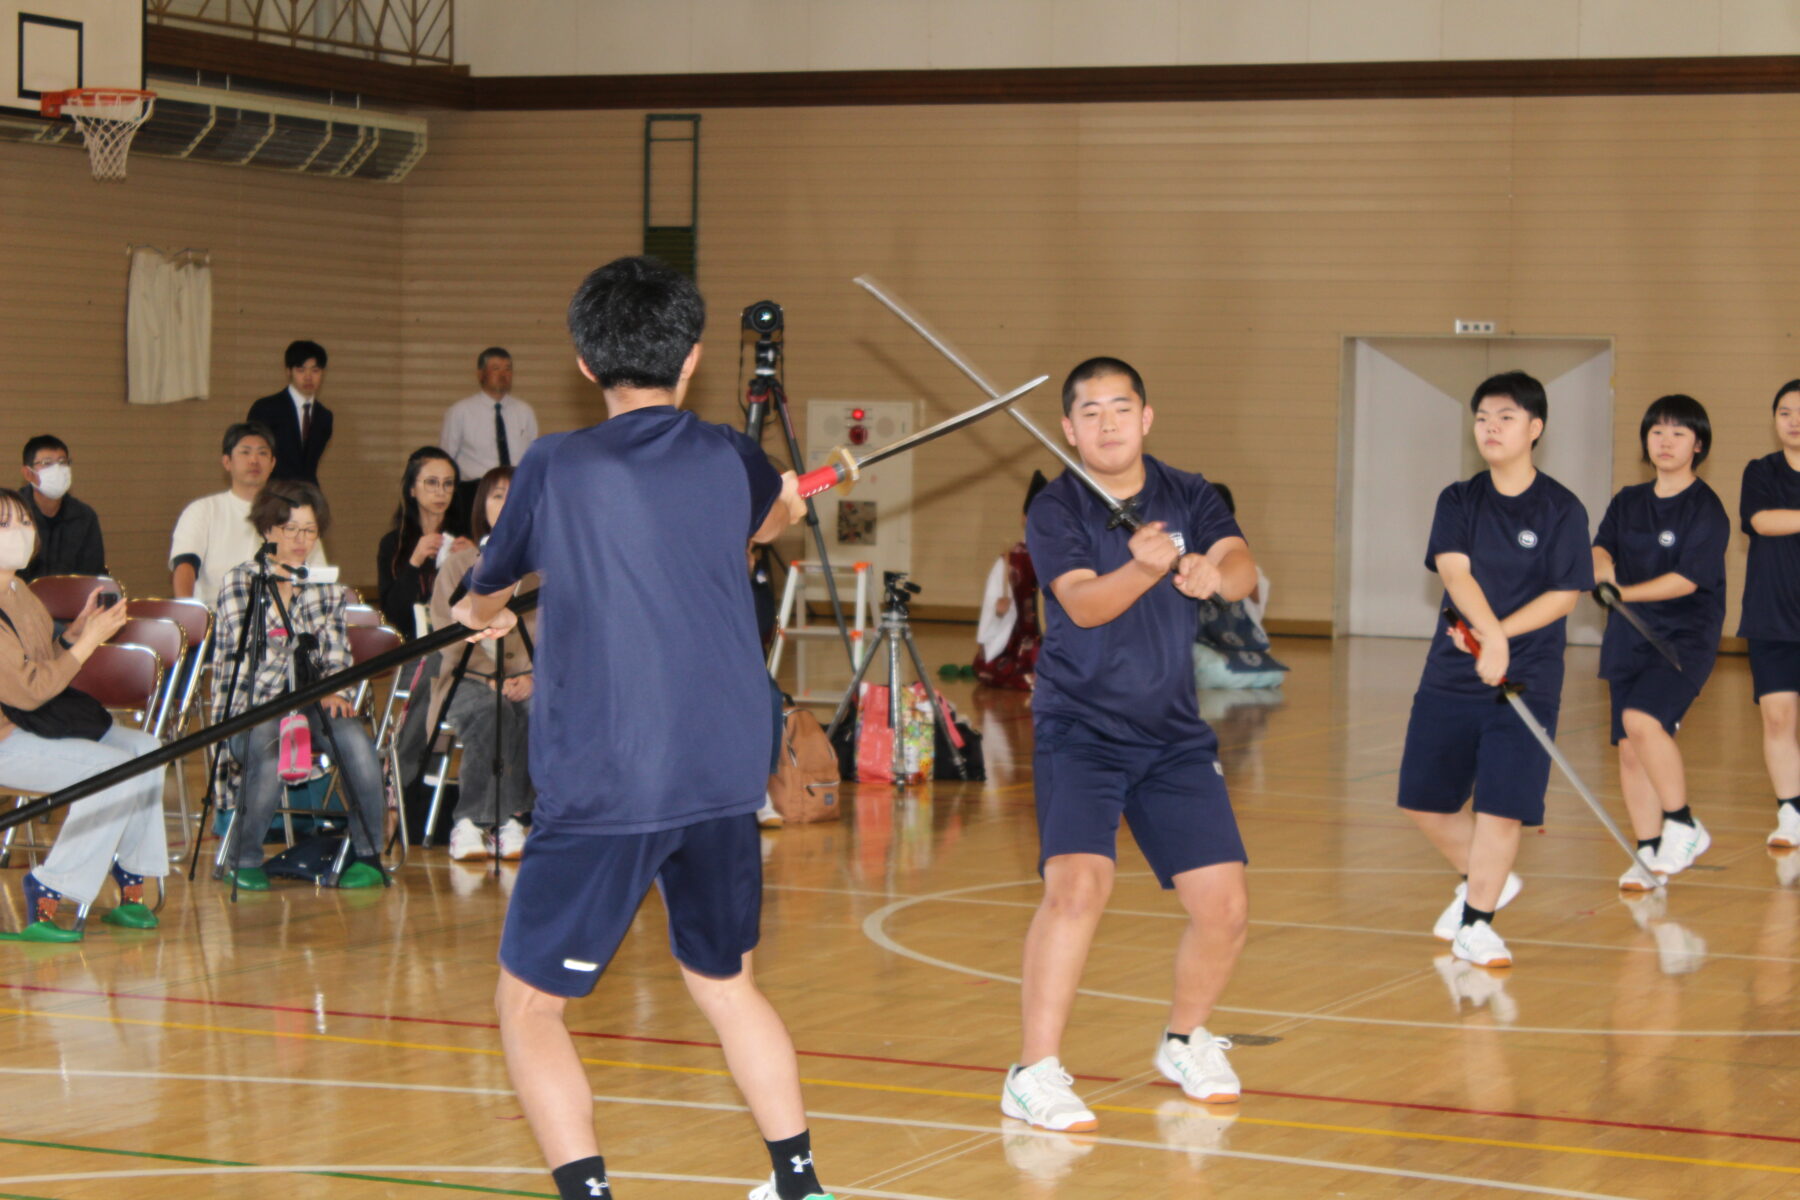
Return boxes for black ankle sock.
[551,1156,609,1199]
[1166,1030,1191,1045]
[766,1131,821,1200]
[1637,836,1662,854]
[1780,796,1800,813]
[1461,903,1496,928]
[1665,805,1695,828]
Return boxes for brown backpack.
[768,706,842,823]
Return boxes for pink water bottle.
[277,713,313,782]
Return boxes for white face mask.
[0,525,34,571]
[32,463,71,501]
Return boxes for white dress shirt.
[441,391,539,480]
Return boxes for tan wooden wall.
[7,92,1798,629]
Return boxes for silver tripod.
[824,571,968,786]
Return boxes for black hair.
[1061,356,1146,416]
[1469,371,1548,446]
[21,435,68,466]
[1212,482,1236,516]
[1772,379,1800,412]
[566,256,704,391]
[1024,470,1049,514]
[222,421,277,457]
[387,446,466,578]
[1639,394,1712,466]
[251,479,332,538]
[477,346,512,369]
[285,339,328,370]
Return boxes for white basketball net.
[57,91,155,182]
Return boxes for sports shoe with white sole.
[497,818,527,860]
[757,795,784,829]
[747,1177,834,1200]
[1432,872,1523,940]
[1154,1029,1240,1103]
[1001,1056,1098,1132]
[1450,918,1512,968]
[1769,802,1800,849]
[447,818,490,861]
[1619,848,1661,892]
[1652,817,1710,877]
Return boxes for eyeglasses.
[417,478,456,493]
[277,524,320,540]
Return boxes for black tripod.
[194,552,389,894]
[740,313,855,668]
[824,571,967,786]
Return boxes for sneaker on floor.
[337,861,384,889]
[747,1178,834,1200]
[1000,1123,1096,1182]
[1000,1056,1098,1132]
[1769,803,1800,849]
[1450,919,1512,968]
[1432,873,1523,940]
[1619,848,1661,892]
[1154,1029,1240,1103]
[226,867,270,892]
[757,795,784,829]
[1652,817,1711,877]
[497,818,527,860]
[447,818,489,861]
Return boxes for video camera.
[883,570,923,612]
[742,300,784,375]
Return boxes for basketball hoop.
[40,88,155,181]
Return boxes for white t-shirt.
[168,490,326,608]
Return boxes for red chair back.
[344,604,382,628]
[348,624,403,665]
[70,643,163,722]
[112,617,185,671]
[125,598,212,653]
[29,574,120,622]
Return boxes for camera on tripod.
[883,570,923,611]
[742,300,784,373]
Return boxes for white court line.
[0,1068,1645,1200]
[861,879,1800,1038]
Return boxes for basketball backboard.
[0,1,140,120]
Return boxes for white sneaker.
[1619,848,1661,892]
[1432,954,1519,1023]
[497,818,527,860]
[447,818,489,861]
[1432,873,1523,940]
[1769,803,1800,849]
[747,1176,832,1200]
[1154,1028,1240,1103]
[757,795,784,829]
[1450,919,1512,968]
[1000,1125,1095,1181]
[1000,1056,1098,1132]
[1652,817,1710,877]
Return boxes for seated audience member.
[247,340,333,485]
[974,470,1048,690]
[0,492,165,943]
[211,481,384,891]
[18,435,106,582]
[441,347,538,528]
[169,422,323,607]
[1193,483,1288,690]
[377,447,472,640]
[428,466,536,861]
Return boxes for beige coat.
[0,578,80,742]
[423,546,538,734]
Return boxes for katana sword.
[795,373,1047,497]
[1592,582,1688,678]
[1444,604,1662,890]
[852,275,1146,532]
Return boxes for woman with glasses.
[211,480,386,890]
[377,447,474,640]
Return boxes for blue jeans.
[228,714,384,868]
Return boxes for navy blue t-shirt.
[1593,478,1728,682]
[1738,452,1800,642]
[467,406,782,835]
[1027,456,1243,747]
[1419,471,1593,703]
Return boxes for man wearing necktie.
[247,340,334,487]
[442,346,540,528]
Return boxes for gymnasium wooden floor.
[3,629,1797,1199]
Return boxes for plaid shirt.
[210,562,354,724]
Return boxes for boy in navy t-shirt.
[1593,394,1729,888]
[1002,357,1258,1133]
[453,258,829,1200]
[1397,371,1592,970]
[1739,380,1800,852]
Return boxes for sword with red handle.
[1443,603,1662,890]
[794,374,1048,498]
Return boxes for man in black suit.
[247,340,333,485]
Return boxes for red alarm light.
[851,407,865,421]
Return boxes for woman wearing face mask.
[211,480,386,891]
[428,467,537,861]
[17,434,106,583]
[377,447,474,640]
[0,492,164,941]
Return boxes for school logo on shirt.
[1516,529,1539,549]
[1659,530,1676,547]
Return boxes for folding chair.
[123,599,212,852]
[1,642,165,932]
[28,574,122,622]
[344,604,381,629]
[111,618,186,739]
[348,623,408,864]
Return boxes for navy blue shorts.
[1032,720,1245,888]
[1397,691,1555,827]
[499,813,762,997]
[1608,666,1698,744]
[1749,639,1800,702]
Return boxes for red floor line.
[6,980,1796,1148]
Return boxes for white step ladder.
[767,559,871,704]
